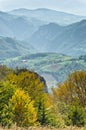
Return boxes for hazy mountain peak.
[11,8,31,12]
[78,19,86,25]
[0,11,9,16]
[39,22,62,31]
[34,8,52,11]
[10,8,86,17]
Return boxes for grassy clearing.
[0,126,86,130]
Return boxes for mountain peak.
[10,8,31,13]
[72,19,86,27]
[34,8,52,11]
[40,22,62,30]
[79,19,86,24]
[0,11,8,15]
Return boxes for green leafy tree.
[37,95,64,128]
[0,81,16,126]
[66,105,86,127]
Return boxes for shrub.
[66,105,86,127]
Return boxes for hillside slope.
[0,37,35,60]
[0,11,45,40]
[29,20,86,56]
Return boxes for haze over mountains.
[0,36,35,60]
[0,8,86,57]
[0,8,86,87]
[0,10,45,40]
[9,8,86,25]
[30,20,86,56]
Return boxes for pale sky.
[0,0,86,16]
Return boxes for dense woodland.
[0,65,86,129]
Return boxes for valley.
[2,53,86,90]
[0,8,86,89]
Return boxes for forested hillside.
[0,65,86,129]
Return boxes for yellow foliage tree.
[6,71,47,101]
[52,71,86,107]
[9,89,37,127]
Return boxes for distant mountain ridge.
[29,20,86,56]
[0,11,45,40]
[0,8,86,58]
[9,8,86,25]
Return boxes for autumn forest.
[0,65,86,129]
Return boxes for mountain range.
[9,8,86,25]
[29,20,86,56]
[0,8,86,57]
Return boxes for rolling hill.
[2,53,86,90]
[0,36,35,60]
